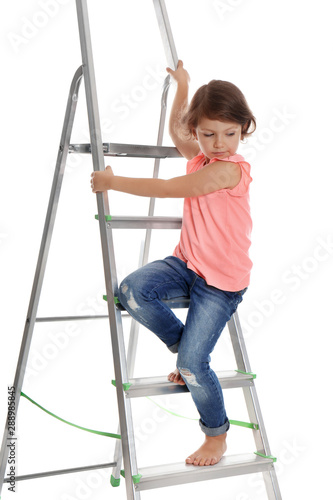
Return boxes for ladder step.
[126,370,254,398]
[110,216,182,229]
[136,453,275,491]
[69,142,182,158]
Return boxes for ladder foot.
[110,475,121,487]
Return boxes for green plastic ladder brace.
[103,294,120,305]
[110,471,142,488]
[95,214,112,221]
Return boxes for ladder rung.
[36,315,110,322]
[126,370,254,398]
[115,297,190,311]
[69,143,182,158]
[4,462,116,482]
[136,453,275,491]
[110,216,182,229]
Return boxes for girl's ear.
[192,128,198,140]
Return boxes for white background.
[1,1,333,499]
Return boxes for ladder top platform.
[69,142,182,159]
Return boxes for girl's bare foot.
[167,368,186,385]
[185,434,227,466]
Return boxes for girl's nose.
[214,136,224,148]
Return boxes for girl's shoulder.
[223,154,251,177]
[186,152,206,173]
[208,154,252,196]
[187,152,251,174]
[220,155,252,196]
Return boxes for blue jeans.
[118,256,246,437]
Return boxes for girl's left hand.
[90,165,114,193]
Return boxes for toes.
[186,455,218,467]
[174,372,185,385]
[175,373,185,384]
[193,456,202,466]
[168,370,186,385]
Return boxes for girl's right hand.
[166,60,190,87]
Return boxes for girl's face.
[193,117,242,162]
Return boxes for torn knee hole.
[179,368,201,387]
[120,284,140,311]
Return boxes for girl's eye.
[203,133,213,137]
[227,132,235,136]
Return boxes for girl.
[91,61,256,467]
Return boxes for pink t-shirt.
[173,152,253,292]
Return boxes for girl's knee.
[118,271,150,312]
[176,352,200,375]
[118,278,139,312]
[176,363,202,388]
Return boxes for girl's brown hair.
[182,80,256,140]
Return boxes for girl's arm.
[91,162,241,198]
[167,61,200,161]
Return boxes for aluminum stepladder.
[0,1,282,499]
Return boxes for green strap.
[146,396,198,420]
[235,369,257,379]
[20,387,257,446]
[146,396,258,429]
[254,451,277,462]
[21,392,121,440]
[229,419,259,430]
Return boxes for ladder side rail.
[112,0,182,486]
[127,74,177,380]
[141,75,173,267]
[0,66,83,496]
[131,0,179,378]
[153,0,178,70]
[75,2,140,498]
[228,312,282,499]
[228,312,272,451]
[112,69,177,488]
[112,1,180,484]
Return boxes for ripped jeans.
[118,256,246,437]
